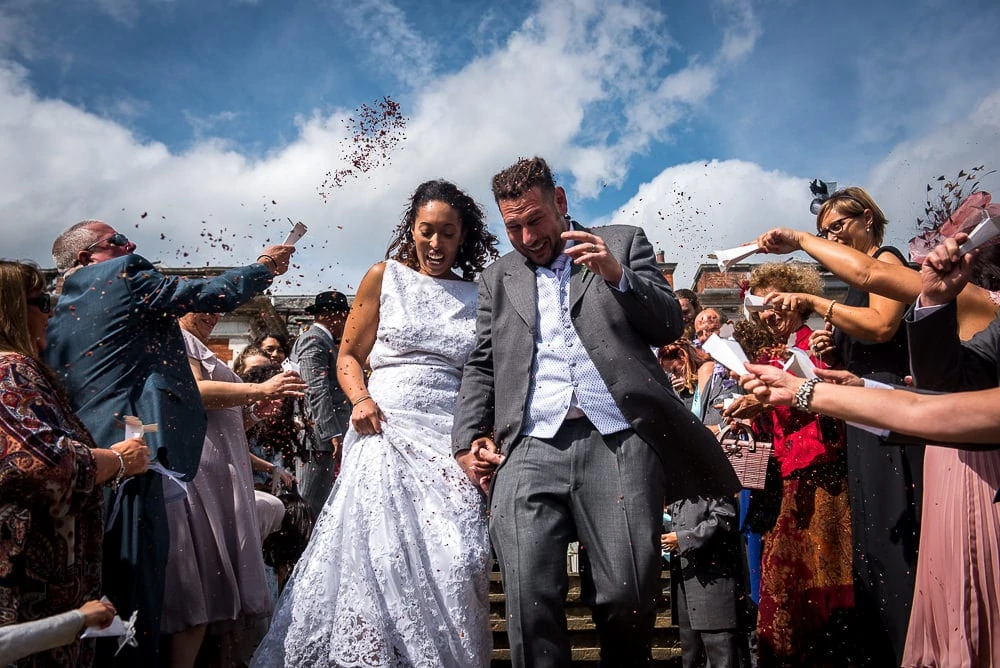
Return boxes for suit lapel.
[502,259,538,333]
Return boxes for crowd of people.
[1,155,998,668]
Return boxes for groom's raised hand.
[456,437,503,493]
[562,230,623,286]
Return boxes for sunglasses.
[85,233,130,251]
[816,216,855,239]
[26,293,52,314]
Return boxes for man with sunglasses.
[44,219,294,667]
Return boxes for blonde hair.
[816,186,888,247]
[0,260,46,357]
[749,262,824,321]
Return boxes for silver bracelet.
[110,450,126,491]
[793,377,822,412]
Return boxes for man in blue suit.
[44,219,293,666]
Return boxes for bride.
[251,180,499,667]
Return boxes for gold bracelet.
[352,394,372,407]
[823,300,836,322]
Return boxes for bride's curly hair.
[386,180,500,280]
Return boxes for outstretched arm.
[740,362,1000,446]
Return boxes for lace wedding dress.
[251,259,492,667]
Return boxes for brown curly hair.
[386,180,499,280]
[749,262,823,301]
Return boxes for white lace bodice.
[367,260,479,416]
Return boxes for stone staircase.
[489,567,681,666]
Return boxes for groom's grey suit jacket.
[453,224,740,499]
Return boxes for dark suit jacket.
[907,300,1000,391]
[291,325,350,450]
[452,224,740,499]
[668,495,747,630]
[45,253,274,479]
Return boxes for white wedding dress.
[252,260,492,667]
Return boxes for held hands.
[456,437,504,493]
[561,231,623,285]
[110,438,150,477]
[351,397,385,436]
[78,599,116,629]
[919,233,976,307]
[739,362,804,407]
[757,227,804,255]
[258,245,295,276]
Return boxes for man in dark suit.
[906,234,1000,388]
[291,291,351,517]
[44,219,292,666]
[453,157,739,667]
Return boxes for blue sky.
[3,0,1000,292]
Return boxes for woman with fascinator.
[251,180,499,667]
[755,187,919,666]
[757,190,1000,667]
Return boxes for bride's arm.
[337,262,385,436]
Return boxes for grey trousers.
[490,418,666,668]
[296,450,337,518]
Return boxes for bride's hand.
[351,396,385,435]
[457,437,502,493]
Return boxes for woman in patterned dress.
[0,260,148,667]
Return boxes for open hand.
[257,371,306,399]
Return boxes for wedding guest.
[253,332,291,366]
[676,288,702,339]
[757,187,920,665]
[162,312,304,668]
[45,220,292,666]
[741,263,854,667]
[0,600,115,665]
[0,260,148,667]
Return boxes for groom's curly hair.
[491,156,556,201]
[386,180,499,280]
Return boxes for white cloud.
[866,87,1000,251]
[608,159,810,286]
[0,0,761,293]
[335,0,438,85]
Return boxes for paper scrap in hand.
[708,242,760,272]
[782,347,817,379]
[123,416,158,441]
[702,334,749,374]
[283,222,308,246]
[958,215,1000,255]
[80,599,128,638]
[281,358,300,374]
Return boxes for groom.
[453,156,739,666]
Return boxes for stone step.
[489,613,676,650]
[491,645,683,665]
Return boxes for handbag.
[717,421,773,490]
